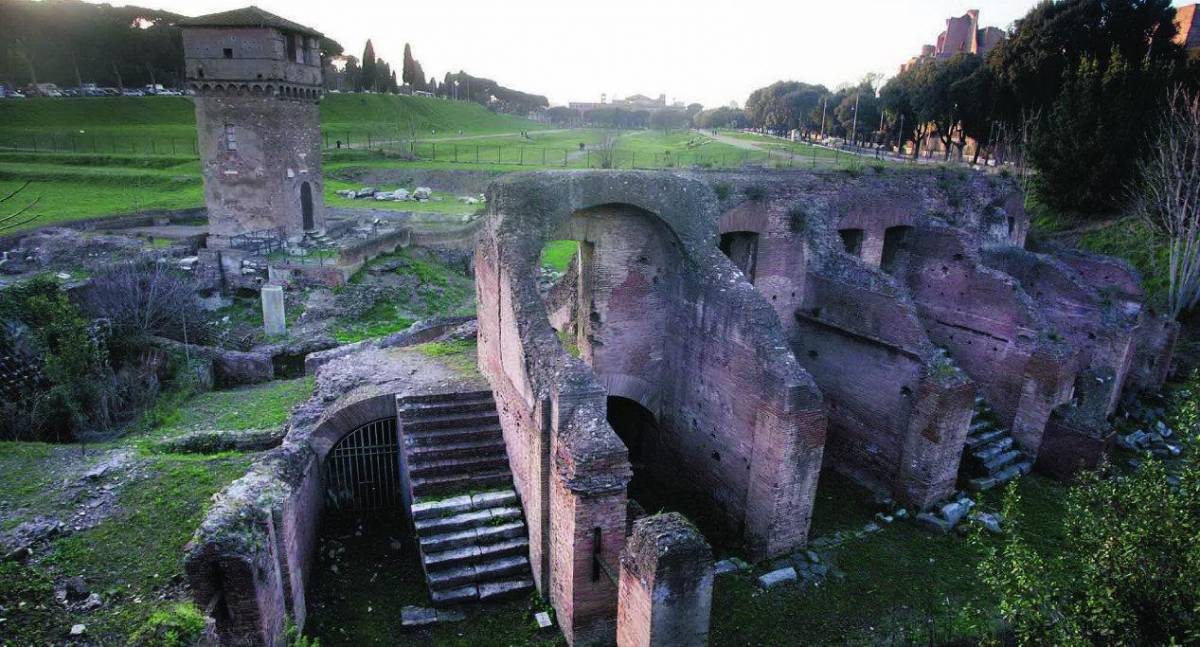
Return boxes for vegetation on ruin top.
[0,371,316,644]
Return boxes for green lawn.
[710,470,1067,645]
[0,94,548,152]
[335,248,475,344]
[0,373,318,645]
[132,377,315,442]
[540,240,578,273]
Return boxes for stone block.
[261,284,286,337]
[757,567,797,589]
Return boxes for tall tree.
[402,42,416,88]
[987,0,1184,212]
[359,39,377,92]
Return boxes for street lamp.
[849,93,860,149]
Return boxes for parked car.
[121,89,145,96]
[0,85,26,99]
[100,87,120,96]
[156,89,183,96]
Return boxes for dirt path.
[704,130,772,153]
[412,128,571,143]
[1042,215,1135,239]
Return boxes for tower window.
[224,125,237,152]
[223,48,233,58]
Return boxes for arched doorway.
[606,396,659,506]
[881,225,913,273]
[300,181,314,231]
[719,231,759,282]
[322,417,400,516]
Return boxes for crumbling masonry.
[184,168,1174,646]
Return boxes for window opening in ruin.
[719,231,759,282]
[285,33,296,61]
[881,225,914,273]
[301,182,315,231]
[223,48,233,58]
[607,396,659,503]
[839,228,864,256]
[223,125,237,152]
[322,418,401,517]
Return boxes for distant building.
[901,9,1005,72]
[567,92,682,115]
[180,6,326,246]
[1175,4,1200,52]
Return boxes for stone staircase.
[961,397,1034,491]
[397,390,534,606]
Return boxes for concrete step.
[431,584,478,606]
[411,489,517,521]
[969,419,994,434]
[479,577,534,602]
[405,411,501,433]
[414,505,523,536]
[994,460,1033,484]
[403,390,494,406]
[965,429,1005,449]
[406,424,504,447]
[973,436,1014,462]
[420,521,527,553]
[422,534,528,572]
[410,455,511,479]
[408,438,508,462]
[401,398,497,418]
[427,553,530,592]
[982,449,1022,474]
[410,469,512,498]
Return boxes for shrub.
[713,183,732,200]
[976,451,1200,643]
[130,603,206,647]
[83,258,207,347]
[744,185,766,201]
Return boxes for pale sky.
[85,0,1195,108]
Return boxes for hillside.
[0,94,547,141]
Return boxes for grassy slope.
[0,377,314,645]
[0,94,546,140]
[334,248,475,343]
[711,471,1066,645]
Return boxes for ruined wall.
[713,179,1004,508]
[616,513,713,647]
[1046,247,1178,393]
[194,93,324,244]
[894,224,1076,454]
[477,171,824,644]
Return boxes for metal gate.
[322,418,401,515]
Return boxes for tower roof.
[179,6,323,38]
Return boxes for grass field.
[0,377,314,645]
[0,94,549,147]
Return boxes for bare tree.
[0,181,40,233]
[593,131,619,169]
[83,258,206,342]
[1133,87,1200,319]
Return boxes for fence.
[0,128,956,172]
[0,132,199,156]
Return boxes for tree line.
[740,0,1200,215]
[329,40,548,115]
[0,0,343,91]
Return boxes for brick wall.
[616,513,713,647]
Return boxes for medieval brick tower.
[180,7,325,247]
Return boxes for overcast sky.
[87,0,1194,107]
